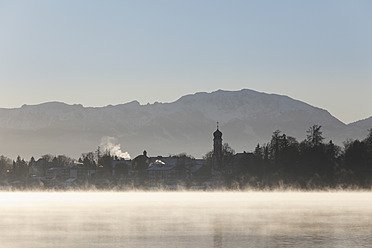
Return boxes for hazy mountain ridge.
[0,89,370,159]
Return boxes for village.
[6,125,251,190]
[2,123,372,191]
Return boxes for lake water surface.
[0,192,371,248]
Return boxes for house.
[186,158,208,181]
[130,151,150,186]
[46,167,69,186]
[67,165,90,179]
[147,156,204,186]
[45,164,91,188]
[187,159,204,174]
[29,158,53,178]
[110,159,131,178]
[147,157,179,185]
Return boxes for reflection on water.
[0,192,371,248]
[213,217,222,248]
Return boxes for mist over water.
[0,192,371,248]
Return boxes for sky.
[0,0,371,124]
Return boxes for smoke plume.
[100,136,131,159]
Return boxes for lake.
[0,192,371,248]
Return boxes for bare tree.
[306,124,324,147]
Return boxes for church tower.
[212,122,223,175]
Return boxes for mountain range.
[0,89,371,159]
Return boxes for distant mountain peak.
[0,89,369,159]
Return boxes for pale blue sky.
[0,0,371,123]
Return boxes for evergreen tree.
[0,155,12,180]
[11,156,28,181]
[253,144,263,160]
[270,130,282,164]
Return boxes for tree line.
[1,124,372,190]
[225,125,372,189]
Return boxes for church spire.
[212,123,223,175]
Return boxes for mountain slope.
[0,89,366,159]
